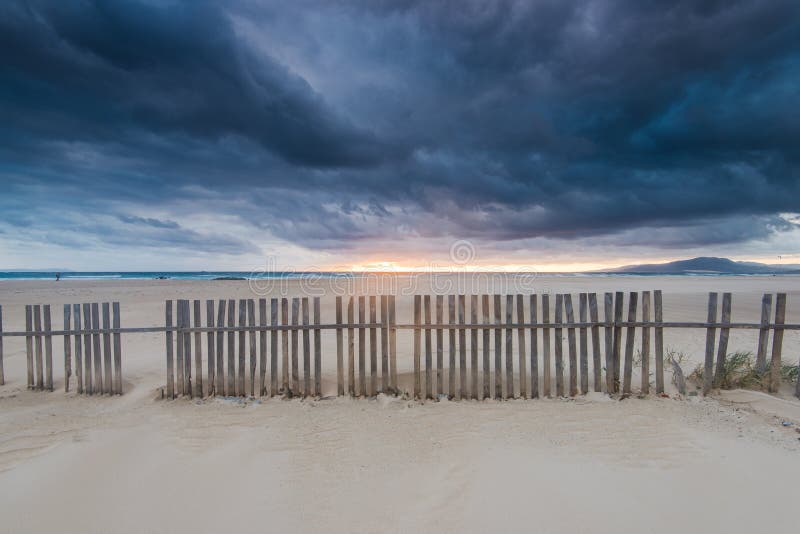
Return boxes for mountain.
[604,257,800,275]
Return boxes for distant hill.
[604,257,800,275]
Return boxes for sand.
[0,276,799,533]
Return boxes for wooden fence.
[0,291,797,399]
[163,291,799,400]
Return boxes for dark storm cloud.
[1,0,799,256]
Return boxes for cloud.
[1,0,799,268]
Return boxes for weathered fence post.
[368,295,376,397]
[578,293,588,395]
[102,303,112,394]
[622,292,638,396]
[183,300,193,398]
[194,300,203,397]
[63,305,70,391]
[564,294,577,397]
[291,297,299,396]
[92,303,102,394]
[74,304,83,394]
[347,296,354,396]
[259,298,267,397]
[166,300,174,398]
[249,299,257,397]
[113,302,121,395]
[82,303,92,394]
[281,298,289,395]
[482,294,491,400]
[336,296,344,396]
[472,295,481,399]
[208,300,217,397]
[529,294,539,399]
[357,296,365,397]
[611,292,624,393]
[504,295,513,399]
[270,298,278,396]
[603,293,613,394]
[554,294,564,397]
[654,290,664,394]
[713,293,731,388]
[755,294,772,372]
[238,299,247,397]
[381,295,389,394]
[640,291,651,395]
[34,304,43,390]
[25,305,33,388]
[449,294,457,399]
[588,293,601,392]
[216,300,226,396]
[703,292,718,395]
[541,294,551,398]
[516,294,526,399]
[389,295,397,393]
[227,299,236,396]
[436,295,444,397]
[424,295,432,399]
[44,305,53,391]
[769,293,786,393]
[314,297,321,397]
[493,294,502,399]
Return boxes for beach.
[1,276,799,533]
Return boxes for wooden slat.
[472,295,480,400]
[541,294,551,398]
[622,292,638,396]
[611,292,624,393]
[516,294,526,399]
[43,305,53,391]
[654,290,664,394]
[166,301,174,398]
[449,295,457,398]
[413,295,421,399]
[578,293,588,395]
[259,299,267,397]
[176,300,184,396]
[641,292,651,395]
[504,294,513,399]
[83,303,92,394]
[755,294,772,372]
[389,295,397,393]
[281,298,289,394]
[554,295,564,397]
[769,293,786,393]
[713,293,731,389]
[493,294,502,399]
[102,303,112,394]
[369,295,377,397]
[249,299,257,397]
[25,305,33,388]
[347,296,355,396]
[183,300,192,398]
[113,302,121,395]
[358,296,366,397]
[603,293,613,394]
[207,300,216,396]
[194,300,203,398]
[529,294,539,399]
[291,297,299,396]
[34,304,43,390]
[314,297,321,397]
[238,299,247,397]
[424,295,432,399]
[436,295,444,397]
[270,298,279,396]
[92,303,102,394]
[459,295,467,400]
[216,300,226,395]
[703,292,719,395]
[74,304,83,394]
[482,295,491,400]
[381,295,389,394]
[62,305,70,391]
[564,295,577,397]
[302,297,310,397]
[588,293,601,392]
[336,296,344,396]
[227,299,236,396]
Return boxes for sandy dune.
[0,276,799,533]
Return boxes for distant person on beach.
[55,273,61,281]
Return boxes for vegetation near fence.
[0,291,797,399]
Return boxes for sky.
[1,0,799,272]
